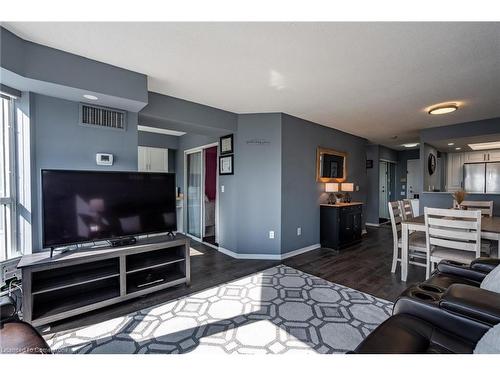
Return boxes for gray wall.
[422,143,440,191]
[0,26,148,111]
[139,92,237,136]
[395,149,420,199]
[365,145,380,224]
[32,94,139,250]
[281,114,367,254]
[235,114,282,255]
[173,114,283,257]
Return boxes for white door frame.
[183,142,219,245]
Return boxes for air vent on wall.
[80,103,126,130]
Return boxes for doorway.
[379,160,395,222]
[185,143,219,247]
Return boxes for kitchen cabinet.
[446,152,464,192]
[138,146,169,172]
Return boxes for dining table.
[400,215,500,281]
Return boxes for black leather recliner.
[424,258,500,290]
[352,258,500,354]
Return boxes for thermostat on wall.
[96,153,114,166]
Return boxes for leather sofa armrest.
[0,295,17,323]
[471,258,500,274]
[440,284,500,326]
[436,260,488,282]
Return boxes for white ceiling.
[4,22,500,148]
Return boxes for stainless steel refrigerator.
[464,162,500,193]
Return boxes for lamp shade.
[341,183,354,192]
[325,183,338,193]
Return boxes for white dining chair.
[389,201,427,275]
[452,200,494,255]
[424,207,482,277]
[400,199,415,221]
[459,200,494,217]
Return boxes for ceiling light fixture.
[468,141,500,151]
[455,147,462,150]
[428,104,458,115]
[447,143,455,146]
[83,94,98,100]
[403,143,419,148]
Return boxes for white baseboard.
[281,244,321,259]
[217,247,281,260]
[217,243,321,261]
[365,222,380,227]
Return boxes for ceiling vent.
[79,103,126,130]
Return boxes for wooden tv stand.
[18,234,190,327]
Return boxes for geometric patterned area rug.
[46,265,393,354]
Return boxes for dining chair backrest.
[388,201,403,244]
[401,199,414,220]
[424,207,482,258]
[459,200,494,217]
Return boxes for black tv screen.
[42,170,177,248]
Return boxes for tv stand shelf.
[18,234,190,327]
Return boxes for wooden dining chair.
[424,207,482,277]
[459,200,494,217]
[388,201,427,275]
[400,199,414,220]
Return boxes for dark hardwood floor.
[41,225,424,336]
[284,225,425,302]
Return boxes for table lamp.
[325,183,339,204]
[341,182,354,203]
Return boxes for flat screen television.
[42,170,177,248]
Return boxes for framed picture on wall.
[219,155,234,175]
[219,134,234,155]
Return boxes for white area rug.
[46,265,393,354]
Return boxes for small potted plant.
[452,190,467,209]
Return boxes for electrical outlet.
[221,185,225,193]
[269,230,275,239]
[0,258,21,286]
[297,227,301,236]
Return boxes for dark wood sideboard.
[320,202,363,250]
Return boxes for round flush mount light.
[403,143,419,148]
[83,94,98,100]
[428,104,458,115]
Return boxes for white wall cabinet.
[446,152,464,192]
[464,151,487,163]
[138,146,169,172]
[487,150,500,162]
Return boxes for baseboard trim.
[217,247,281,260]
[365,222,380,227]
[217,243,321,261]
[281,244,321,260]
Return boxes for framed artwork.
[220,134,234,155]
[219,155,234,175]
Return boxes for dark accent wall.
[281,114,367,254]
[31,94,139,250]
